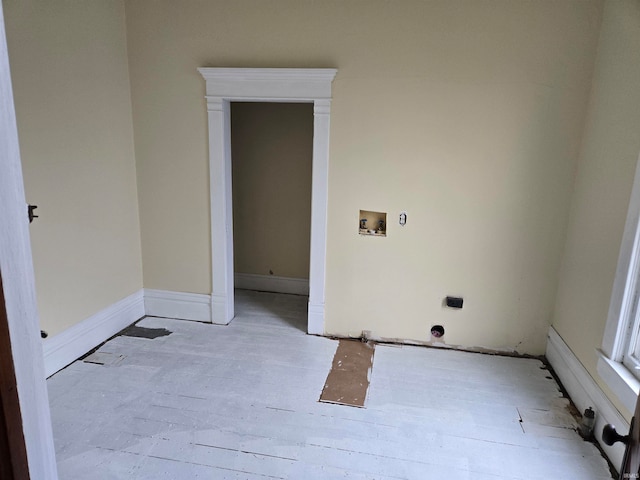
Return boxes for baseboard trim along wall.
[42,290,145,378]
[43,289,216,378]
[235,272,310,296]
[144,288,212,323]
[307,302,325,335]
[545,326,627,470]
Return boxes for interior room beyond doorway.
[231,102,314,301]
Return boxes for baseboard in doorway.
[235,273,309,296]
[42,290,144,378]
[144,288,212,323]
[545,326,626,470]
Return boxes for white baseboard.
[546,326,626,470]
[44,285,320,378]
[43,290,144,378]
[307,302,324,335]
[235,273,309,296]
[144,288,212,323]
[211,293,232,325]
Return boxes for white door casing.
[198,68,337,334]
[0,1,58,476]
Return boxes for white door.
[0,1,58,477]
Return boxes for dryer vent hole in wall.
[431,325,445,338]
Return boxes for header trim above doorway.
[199,68,336,101]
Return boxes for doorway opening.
[199,68,337,335]
[231,102,313,331]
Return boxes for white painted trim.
[235,273,309,295]
[597,351,640,414]
[198,68,337,335]
[0,3,58,475]
[546,327,627,470]
[602,152,640,359]
[45,288,224,379]
[199,68,336,101]
[307,303,325,336]
[43,290,144,378]
[144,288,213,323]
[308,99,331,336]
[204,97,235,325]
[211,293,232,325]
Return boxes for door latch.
[27,204,38,223]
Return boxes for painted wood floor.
[48,290,613,479]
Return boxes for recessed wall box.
[446,296,463,309]
[359,210,387,236]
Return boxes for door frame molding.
[198,68,337,334]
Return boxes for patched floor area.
[48,290,613,479]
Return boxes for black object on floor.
[119,325,172,339]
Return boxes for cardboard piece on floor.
[320,339,375,408]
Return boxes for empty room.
[1,0,639,478]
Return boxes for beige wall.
[126,0,602,354]
[4,0,637,425]
[3,0,143,336]
[552,0,640,419]
[231,102,313,279]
